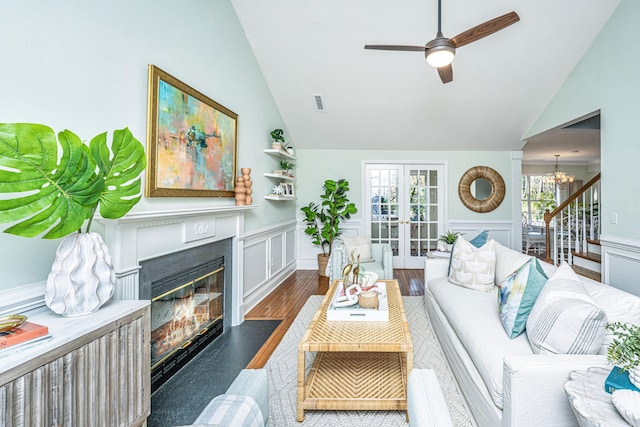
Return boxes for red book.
[0,321,49,349]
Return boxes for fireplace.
[139,239,233,391]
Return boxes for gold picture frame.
[146,65,238,197]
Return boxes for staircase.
[543,173,601,280]
[572,239,601,281]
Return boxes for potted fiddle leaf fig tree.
[0,123,146,316]
[301,179,357,277]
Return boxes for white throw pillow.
[583,280,640,354]
[448,236,496,292]
[341,235,374,262]
[494,241,533,285]
[526,262,607,354]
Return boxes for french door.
[365,163,445,268]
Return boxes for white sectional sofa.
[424,242,640,427]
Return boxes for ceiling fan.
[364,0,519,84]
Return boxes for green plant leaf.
[90,127,146,219]
[0,123,145,239]
[0,124,102,238]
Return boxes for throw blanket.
[194,394,264,427]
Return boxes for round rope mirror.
[458,166,505,213]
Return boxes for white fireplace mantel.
[96,205,256,326]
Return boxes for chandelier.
[545,154,575,189]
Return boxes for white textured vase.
[45,232,116,316]
[630,366,640,389]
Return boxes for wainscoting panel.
[447,220,516,249]
[242,239,268,296]
[600,234,640,296]
[270,233,284,272]
[241,221,296,314]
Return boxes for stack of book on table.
[0,320,51,357]
[605,366,640,394]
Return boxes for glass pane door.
[367,165,402,263]
[365,163,444,269]
[404,166,443,268]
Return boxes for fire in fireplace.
[151,265,224,370]
[139,239,233,392]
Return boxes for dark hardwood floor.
[244,269,424,368]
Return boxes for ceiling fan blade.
[437,64,453,84]
[449,11,519,48]
[364,44,426,52]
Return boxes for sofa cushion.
[194,394,264,427]
[341,235,374,262]
[448,237,496,292]
[581,280,640,354]
[494,242,533,285]
[429,277,533,409]
[499,257,548,338]
[526,263,607,355]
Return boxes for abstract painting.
[146,65,237,197]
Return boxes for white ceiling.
[231,0,619,162]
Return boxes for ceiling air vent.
[313,94,325,112]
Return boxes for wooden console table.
[0,300,150,427]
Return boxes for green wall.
[526,0,640,240]
[0,0,293,292]
[295,149,514,221]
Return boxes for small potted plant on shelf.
[301,179,357,277]
[279,160,295,177]
[606,321,640,388]
[270,128,285,150]
[438,230,462,252]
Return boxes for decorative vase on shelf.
[45,232,116,317]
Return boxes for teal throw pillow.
[469,229,489,248]
[498,257,548,338]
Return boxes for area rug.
[265,296,474,426]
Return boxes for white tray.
[326,282,388,321]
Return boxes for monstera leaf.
[0,123,146,239]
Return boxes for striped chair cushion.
[194,394,264,427]
[526,264,607,354]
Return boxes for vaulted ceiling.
[231,0,619,163]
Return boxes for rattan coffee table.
[296,279,413,421]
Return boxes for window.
[521,175,556,225]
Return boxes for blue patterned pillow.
[498,257,548,338]
[469,230,489,248]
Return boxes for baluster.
[581,192,588,252]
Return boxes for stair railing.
[543,173,601,265]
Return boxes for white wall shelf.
[264,195,296,201]
[264,148,296,160]
[264,148,295,201]
[264,172,295,181]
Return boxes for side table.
[564,366,630,426]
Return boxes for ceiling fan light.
[425,37,455,68]
[426,48,455,67]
